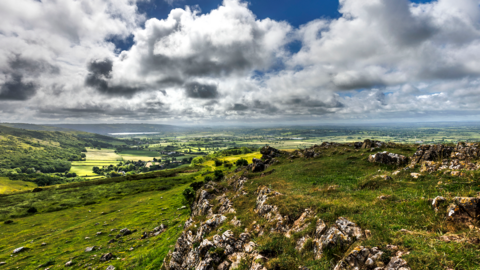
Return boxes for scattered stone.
[378,195,391,200]
[0,262,6,266]
[106,265,115,270]
[100,253,113,261]
[333,246,384,270]
[96,232,103,236]
[392,170,401,176]
[365,229,372,239]
[129,247,134,251]
[230,216,242,227]
[41,242,47,246]
[65,260,73,266]
[13,247,26,254]
[410,173,421,179]
[85,246,96,252]
[85,237,90,240]
[95,222,99,225]
[108,239,117,244]
[431,196,447,212]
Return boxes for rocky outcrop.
[447,197,480,223]
[411,143,480,173]
[333,246,384,270]
[313,217,364,260]
[260,145,282,160]
[254,185,289,233]
[358,139,386,149]
[216,194,236,215]
[192,190,214,217]
[368,151,408,166]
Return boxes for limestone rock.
[13,247,26,254]
[314,227,350,259]
[192,190,214,217]
[85,246,96,252]
[334,246,384,270]
[336,217,364,240]
[368,152,408,166]
[431,196,446,213]
[106,265,115,270]
[454,197,480,219]
[216,194,236,215]
[286,209,314,237]
[295,236,311,251]
[100,253,113,261]
[385,256,410,270]
[230,216,242,227]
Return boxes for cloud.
[185,82,219,99]
[1,0,480,123]
[0,74,37,100]
[85,58,146,96]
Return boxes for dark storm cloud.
[230,103,248,111]
[0,55,60,101]
[8,54,60,76]
[252,100,278,114]
[0,74,37,100]
[85,58,145,96]
[284,97,344,108]
[185,82,219,99]
[36,103,170,119]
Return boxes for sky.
[1,0,480,125]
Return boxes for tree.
[214,170,224,181]
[182,187,195,207]
[235,158,248,167]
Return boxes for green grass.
[188,145,480,270]
[0,177,37,194]
[0,167,200,269]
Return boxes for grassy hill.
[0,167,202,269]
[1,142,479,269]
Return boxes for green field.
[0,168,200,269]
[0,177,37,194]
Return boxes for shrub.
[213,170,224,181]
[204,176,213,182]
[235,158,248,167]
[27,207,38,214]
[182,187,196,207]
[214,159,223,166]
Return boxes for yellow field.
[203,152,262,169]
[70,148,156,177]
[70,149,122,178]
[85,148,123,161]
[118,155,154,162]
[0,177,37,194]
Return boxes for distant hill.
[51,124,187,135]
[0,123,74,132]
[0,123,187,135]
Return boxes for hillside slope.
[162,142,480,270]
